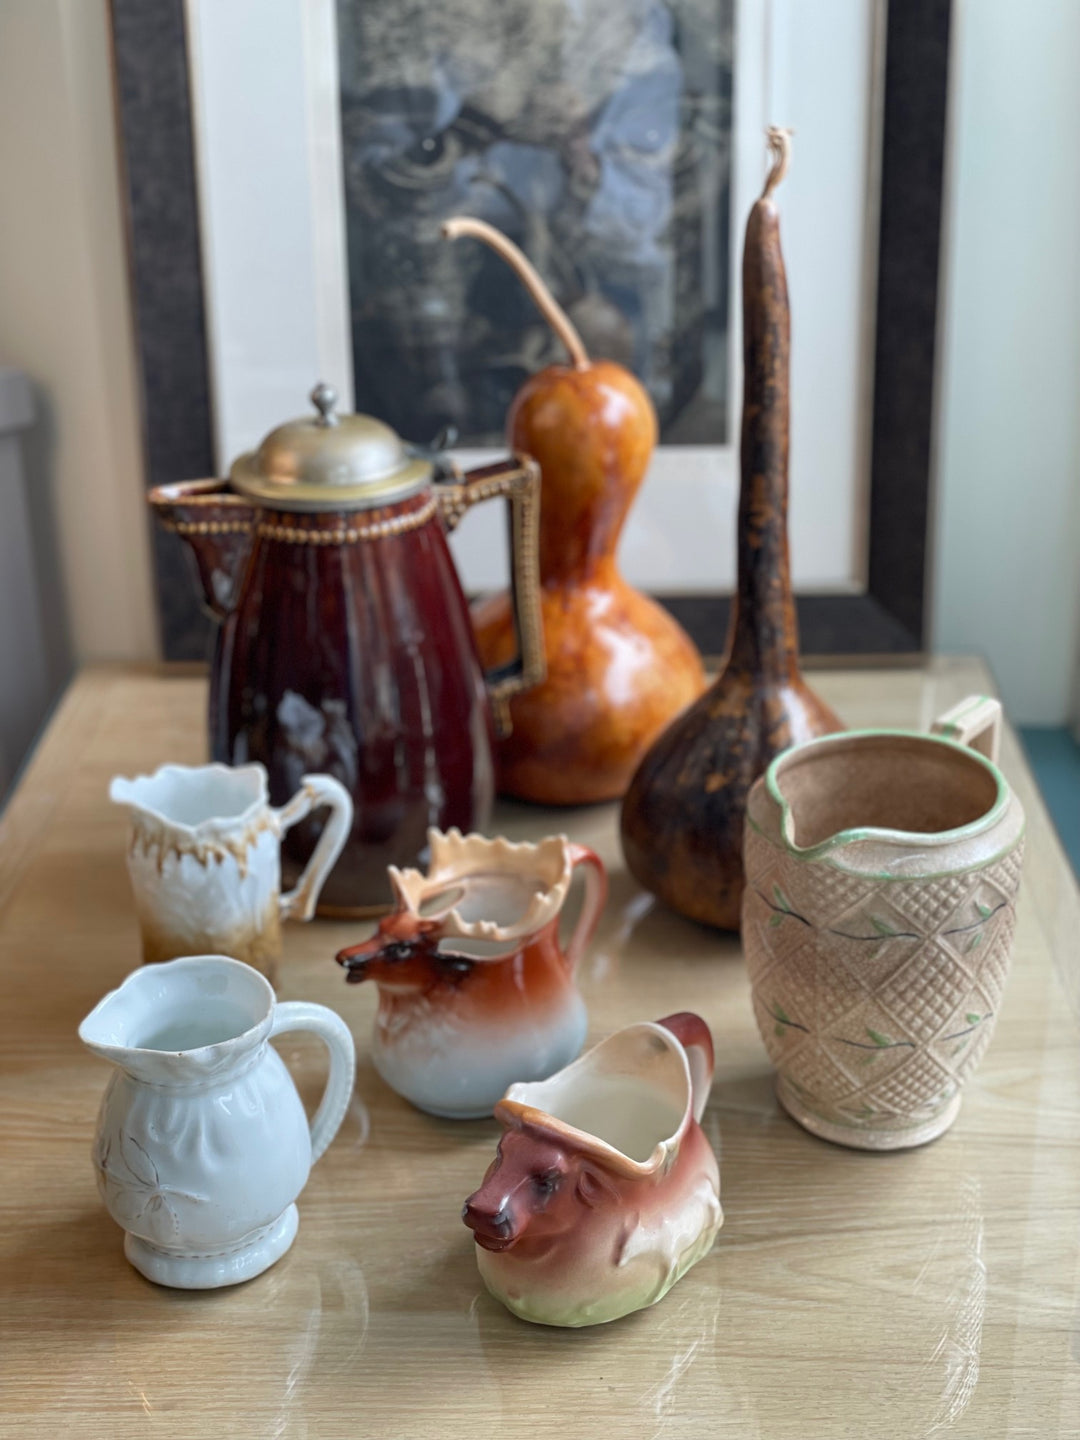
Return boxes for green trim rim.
[744,811,1025,882]
[762,726,1012,862]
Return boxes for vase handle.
[270,1001,356,1164]
[931,694,1002,765]
[275,774,354,921]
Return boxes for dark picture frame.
[111,0,951,663]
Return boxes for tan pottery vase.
[443,218,705,805]
[620,129,841,929]
[742,695,1025,1150]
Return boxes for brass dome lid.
[229,383,432,512]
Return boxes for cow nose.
[335,941,375,982]
[462,1199,513,1238]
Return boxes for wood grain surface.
[1,661,1078,1439]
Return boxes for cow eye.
[533,1169,561,1195]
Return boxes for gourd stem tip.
[762,127,793,200]
[441,215,590,370]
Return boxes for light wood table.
[1,660,1078,1439]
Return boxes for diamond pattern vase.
[741,696,1025,1150]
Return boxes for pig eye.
[532,1169,562,1196]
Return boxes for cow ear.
[575,1164,621,1209]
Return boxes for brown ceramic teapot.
[150,384,543,916]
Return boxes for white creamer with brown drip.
[110,763,352,984]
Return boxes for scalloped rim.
[387,827,573,942]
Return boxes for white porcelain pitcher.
[79,956,356,1289]
[110,763,352,984]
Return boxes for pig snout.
[462,1195,523,1252]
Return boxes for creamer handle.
[931,695,1002,765]
[564,844,608,974]
[275,774,354,921]
[270,1001,356,1164]
[658,1012,714,1123]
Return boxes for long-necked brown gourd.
[619,129,843,929]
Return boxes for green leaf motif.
[866,1028,892,1047]
[773,885,792,913]
[773,1002,791,1024]
[976,902,993,919]
[966,931,983,953]
[965,1012,981,1025]
[870,916,898,937]
[769,912,784,928]
[774,1022,785,1038]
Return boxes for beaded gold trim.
[255,496,439,545]
[158,517,253,537]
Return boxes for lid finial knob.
[310,381,339,428]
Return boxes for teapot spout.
[149,479,255,621]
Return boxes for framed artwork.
[111,0,951,661]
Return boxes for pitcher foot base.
[776,1077,962,1151]
[125,1204,299,1289]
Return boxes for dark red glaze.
[154,486,495,914]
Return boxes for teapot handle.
[931,694,1002,765]
[436,456,545,736]
[275,774,355,921]
[269,1001,356,1164]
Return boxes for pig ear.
[575,1164,621,1209]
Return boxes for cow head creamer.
[462,1012,722,1327]
[336,829,606,1119]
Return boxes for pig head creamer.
[150,384,544,916]
[462,1013,722,1326]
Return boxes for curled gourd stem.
[761,126,793,200]
[441,216,590,372]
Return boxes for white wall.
[932,0,1080,725]
[0,0,156,672]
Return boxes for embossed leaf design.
[965,1012,981,1025]
[769,913,784,929]
[966,931,983,953]
[773,885,792,913]
[774,1003,791,1024]
[100,1130,208,1237]
[866,1028,892,1048]
[118,1131,159,1188]
[774,1023,785,1038]
[976,901,993,918]
[870,916,898,937]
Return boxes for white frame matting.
[184,0,884,595]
